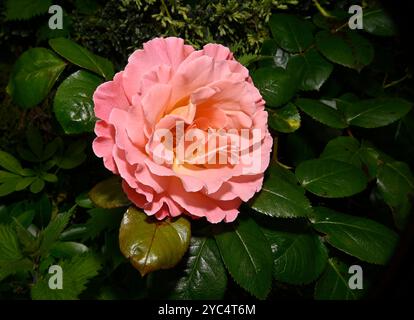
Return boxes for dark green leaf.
[54,140,87,169]
[41,173,58,183]
[363,8,397,37]
[311,207,398,264]
[75,193,94,209]
[5,0,52,20]
[54,70,102,134]
[33,194,52,228]
[295,98,348,129]
[0,150,24,174]
[315,258,364,300]
[171,237,227,300]
[0,177,21,197]
[7,48,66,109]
[253,67,301,108]
[30,178,45,194]
[50,241,89,258]
[296,159,368,198]
[377,161,414,229]
[49,38,114,80]
[262,228,327,284]
[26,125,44,158]
[0,224,22,260]
[82,208,124,240]
[250,165,312,218]
[259,39,291,68]
[269,14,313,53]
[268,103,301,133]
[287,49,333,91]
[315,31,374,71]
[320,136,379,179]
[345,98,412,128]
[214,217,273,299]
[39,208,74,255]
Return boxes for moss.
[71,0,301,67]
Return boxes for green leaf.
[59,226,88,242]
[5,0,52,20]
[82,208,124,240]
[0,150,24,174]
[170,237,227,300]
[268,103,301,133]
[49,38,114,80]
[320,136,361,165]
[253,67,301,108]
[0,258,33,281]
[377,161,414,206]
[42,138,60,161]
[0,177,21,197]
[315,258,363,300]
[345,98,412,128]
[363,8,397,37]
[54,140,87,169]
[75,193,94,209]
[0,170,19,182]
[250,165,312,218]
[287,49,333,91]
[377,161,414,229]
[238,54,261,67]
[0,224,23,260]
[315,31,374,71]
[295,98,348,129]
[310,207,398,264]
[214,217,273,299]
[39,208,74,255]
[119,207,191,276]
[41,173,58,183]
[14,219,40,254]
[15,177,37,191]
[12,210,35,228]
[26,125,44,158]
[296,159,368,198]
[31,253,102,300]
[54,70,102,134]
[259,39,291,68]
[16,177,37,192]
[33,194,52,228]
[50,241,89,258]
[30,178,45,194]
[0,220,32,279]
[320,136,379,179]
[269,14,313,53]
[7,48,66,109]
[89,176,130,209]
[262,228,327,284]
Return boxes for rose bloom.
[92,37,272,223]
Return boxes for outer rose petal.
[123,37,194,101]
[93,72,129,122]
[92,121,117,173]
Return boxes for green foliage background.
[0,0,413,300]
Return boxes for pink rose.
[92,37,272,223]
